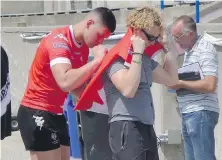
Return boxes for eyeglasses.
[173,32,186,42]
[173,29,193,42]
[142,29,159,42]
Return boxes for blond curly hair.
[126,6,163,30]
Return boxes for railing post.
[196,0,200,23]
[160,0,164,10]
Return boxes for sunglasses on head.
[142,29,159,42]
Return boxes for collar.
[69,25,82,48]
[189,35,202,52]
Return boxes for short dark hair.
[173,15,197,33]
[93,7,116,33]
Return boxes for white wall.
[1,24,222,160]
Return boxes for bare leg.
[30,148,61,160]
[61,145,70,160]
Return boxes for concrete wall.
[0,0,179,15]
[1,0,93,14]
[3,1,220,28]
[43,0,71,13]
[1,9,129,27]
[186,1,222,23]
[1,2,222,160]
[1,29,41,116]
[91,0,153,8]
[1,0,153,14]
[1,0,209,15]
[216,45,222,160]
[1,23,222,160]
[1,5,203,28]
[1,1,44,14]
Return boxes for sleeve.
[199,51,218,77]
[106,58,128,78]
[45,34,72,67]
[151,59,159,71]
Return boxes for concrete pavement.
[1,131,29,160]
[1,131,81,160]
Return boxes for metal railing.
[196,0,200,23]
[160,0,200,23]
[19,31,126,41]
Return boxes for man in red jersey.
[17,7,116,160]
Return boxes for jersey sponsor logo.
[53,42,71,52]
[54,34,68,42]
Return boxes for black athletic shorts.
[17,105,70,151]
[1,104,12,140]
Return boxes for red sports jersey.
[21,26,89,114]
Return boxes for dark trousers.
[109,121,159,160]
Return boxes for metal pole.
[160,0,164,10]
[196,0,200,23]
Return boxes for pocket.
[205,111,219,127]
[42,112,60,133]
[109,121,129,154]
[213,113,219,125]
[120,122,128,149]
